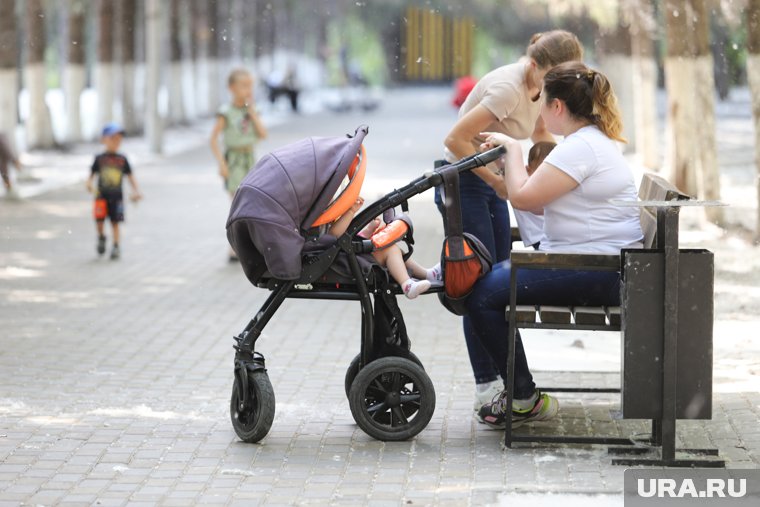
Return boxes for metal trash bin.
[620,249,714,420]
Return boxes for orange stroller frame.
[226,127,505,442]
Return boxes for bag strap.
[440,166,465,258]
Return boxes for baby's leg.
[374,246,430,299]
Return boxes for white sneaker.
[473,378,504,413]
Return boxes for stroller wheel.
[348,357,435,441]
[230,370,275,443]
[344,351,424,398]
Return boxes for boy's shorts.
[94,196,124,223]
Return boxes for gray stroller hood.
[227,125,369,284]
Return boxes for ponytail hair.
[526,30,583,69]
[543,61,626,143]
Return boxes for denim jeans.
[435,170,510,384]
[465,260,622,398]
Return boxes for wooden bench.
[503,173,725,467]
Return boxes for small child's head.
[228,68,254,104]
[526,141,557,176]
[101,123,124,152]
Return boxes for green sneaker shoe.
[477,389,559,430]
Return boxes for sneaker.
[97,235,106,255]
[110,244,120,260]
[477,389,559,430]
[473,378,504,412]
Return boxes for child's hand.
[350,196,364,213]
[219,162,229,180]
[130,192,143,203]
[480,132,516,151]
[86,181,93,193]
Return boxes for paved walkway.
[1,88,759,506]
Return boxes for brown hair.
[527,141,557,174]
[526,30,583,69]
[228,68,252,86]
[543,61,626,143]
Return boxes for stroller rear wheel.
[344,351,424,398]
[348,357,435,441]
[230,370,275,443]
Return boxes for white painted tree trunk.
[121,62,139,134]
[694,54,723,223]
[145,0,163,153]
[169,61,186,124]
[208,58,220,113]
[747,53,760,241]
[194,56,210,116]
[96,63,115,129]
[664,57,700,197]
[632,56,659,168]
[182,58,196,120]
[600,54,636,151]
[63,63,85,143]
[25,62,55,148]
[0,68,17,150]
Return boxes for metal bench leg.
[504,268,519,448]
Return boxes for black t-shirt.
[91,152,132,197]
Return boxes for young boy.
[328,196,441,299]
[86,123,141,260]
[210,68,267,261]
[0,132,23,199]
[512,141,556,250]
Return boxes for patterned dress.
[217,104,259,193]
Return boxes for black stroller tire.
[230,370,275,443]
[344,351,424,398]
[348,357,435,441]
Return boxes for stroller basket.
[225,126,505,443]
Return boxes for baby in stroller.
[328,195,442,299]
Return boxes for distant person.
[0,132,23,199]
[438,30,583,414]
[265,65,300,113]
[513,141,556,250]
[86,123,142,260]
[210,68,267,261]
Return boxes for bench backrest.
[638,173,691,249]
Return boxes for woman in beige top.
[435,30,583,413]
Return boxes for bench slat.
[514,305,536,323]
[573,307,607,325]
[606,306,621,327]
[538,305,572,324]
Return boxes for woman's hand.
[350,196,365,213]
[479,132,519,151]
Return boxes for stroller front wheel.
[348,357,435,441]
[230,370,275,443]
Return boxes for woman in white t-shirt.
[437,30,584,412]
[466,61,644,429]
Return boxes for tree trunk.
[207,0,220,112]
[664,0,700,196]
[191,0,210,116]
[145,0,163,153]
[691,0,722,224]
[64,0,87,143]
[169,0,187,124]
[121,0,140,134]
[597,16,635,152]
[629,0,659,169]
[96,0,115,127]
[0,0,18,150]
[25,0,56,148]
[748,0,760,241]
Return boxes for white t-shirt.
[513,209,544,247]
[539,126,643,254]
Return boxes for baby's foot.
[402,279,431,299]
[426,263,443,286]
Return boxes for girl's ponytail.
[590,72,626,143]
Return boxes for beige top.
[444,60,541,164]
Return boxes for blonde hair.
[228,68,252,86]
[543,61,626,143]
[526,30,583,69]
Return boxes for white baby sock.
[426,263,443,285]
[403,279,431,299]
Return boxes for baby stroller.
[226,126,504,442]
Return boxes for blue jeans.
[465,261,622,398]
[435,171,510,384]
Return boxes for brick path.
[1,89,759,506]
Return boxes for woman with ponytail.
[465,62,644,429]
[439,30,584,412]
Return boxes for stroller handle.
[448,145,506,173]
